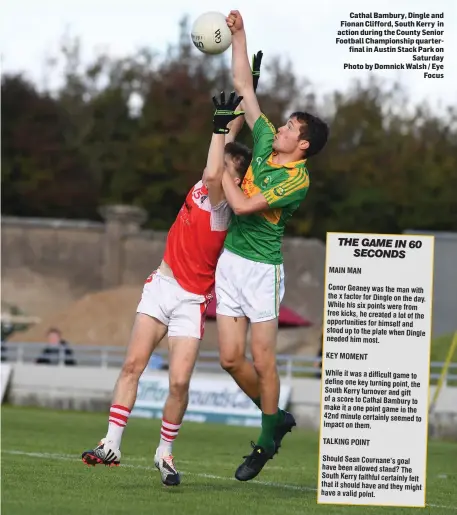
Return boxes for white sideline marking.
[2,450,456,511]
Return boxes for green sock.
[276,408,286,424]
[252,397,285,425]
[257,412,278,452]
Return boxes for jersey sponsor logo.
[241,168,261,198]
[242,179,260,198]
[179,201,192,225]
[242,167,254,186]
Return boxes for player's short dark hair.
[289,111,329,158]
[224,141,252,180]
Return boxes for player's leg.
[216,250,258,398]
[217,314,256,396]
[82,272,169,467]
[108,314,168,434]
[234,262,295,481]
[82,314,167,467]
[153,285,205,486]
[154,335,200,486]
[250,319,296,450]
[216,249,286,414]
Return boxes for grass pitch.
[1,406,456,515]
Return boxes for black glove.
[251,50,263,92]
[212,91,244,134]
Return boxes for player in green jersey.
[215,10,329,482]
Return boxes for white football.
[191,12,232,55]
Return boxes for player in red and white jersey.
[162,173,233,298]
[81,91,251,486]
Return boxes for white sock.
[157,418,181,456]
[105,404,131,449]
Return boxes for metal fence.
[1,342,456,384]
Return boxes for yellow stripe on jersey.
[260,114,277,135]
[263,169,308,205]
[282,169,308,194]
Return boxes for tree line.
[2,17,457,238]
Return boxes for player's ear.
[234,176,241,186]
[298,139,309,153]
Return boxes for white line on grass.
[125,454,290,472]
[2,450,456,511]
[2,450,311,492]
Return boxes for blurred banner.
[132,373,291,427]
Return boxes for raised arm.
[202,110,245,189]
[204,91,244,207]
[224,112,245,144]
[204,133,226,206]
[225,50,262,142]
[226,11,262,130]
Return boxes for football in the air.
[191,12,232,55]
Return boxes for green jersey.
[224,113,310,265]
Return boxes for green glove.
[212,91,244,135]
[252,50,263,92]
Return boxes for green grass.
[430,333,457,364]
[1,406,456,515]
[430,333,457,387]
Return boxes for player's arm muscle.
[204,133,226,206]
[225,109,245,144]
[221,171,269,215]
[231,31,261,130]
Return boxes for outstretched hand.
[226,10,244,34]
[212,91,244,134]
[251,51,263,92]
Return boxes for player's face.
[273,117,307,156]
[224,154,241,185]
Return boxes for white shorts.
[137,270,209,339]
[215,249,285,323]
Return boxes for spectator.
[35,328,76,366]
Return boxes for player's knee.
[169,376,190,399]
[120,357,146,380]
[220,353,243,374]
[253,355,276,377]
